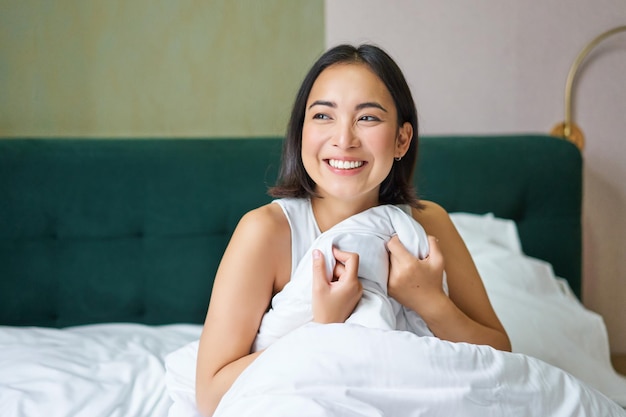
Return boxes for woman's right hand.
[312,247,363,324]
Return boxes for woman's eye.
[312,113,330,120]
[359,115,380,122]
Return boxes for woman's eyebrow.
[308,100,387,112]
[355,102,387,112]
[308,100,335,110]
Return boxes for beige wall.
[326,0,626,354]
[0,0,324,137]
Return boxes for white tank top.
[273,198,413,280]
[273,198,320,278]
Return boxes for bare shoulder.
[410,200,455,237]
[237,202,290,239]
[410,200,470,265]
[227,202,292,292]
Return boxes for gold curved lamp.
[551,25,626,150]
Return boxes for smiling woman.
[194,44,512,417]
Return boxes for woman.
[195,44,511,417]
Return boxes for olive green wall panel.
[0,0,324,137]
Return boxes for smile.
[327,159,365,170]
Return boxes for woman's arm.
[195,204,291,416]
[386,201,511,351]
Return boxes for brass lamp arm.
[552,25,626,150]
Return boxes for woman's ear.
[395,122,413,158]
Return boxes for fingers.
[426,235,445,268]
[331,247,359,282]
[332,246,357,264]
[312,247,363,324]
[387,234,445,308]
[386,235,410,256]
[312,249,329,291]
[313,247,358,286]
[332,262,346,282]
[388,234,442,264]
[427,235,439,248]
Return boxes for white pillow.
[449,212,522,254]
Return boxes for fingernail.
[313,249,321,259]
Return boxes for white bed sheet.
[0,323,201,417]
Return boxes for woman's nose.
[333,121,360,149]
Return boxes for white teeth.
[328,159,364,170]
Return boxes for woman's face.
[302,63,412,205]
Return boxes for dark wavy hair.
[269,44,421,207]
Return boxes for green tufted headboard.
[0,135,582,327]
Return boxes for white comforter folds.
[216,323,625,417]
[253,205,444,352]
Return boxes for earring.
[394,156,402,161]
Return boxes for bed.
[1,134,625,416]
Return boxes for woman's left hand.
[386,235,446,314]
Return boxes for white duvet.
[213,323,624,417]
[1,213,625,417]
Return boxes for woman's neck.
[310,195,379,233]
